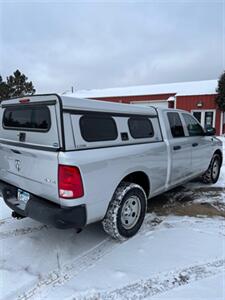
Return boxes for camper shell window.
[128,117,154,139]
[79,115,118,142]
[3,106,51,132]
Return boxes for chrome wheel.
[212,158,219,180]
[121,196,141,230]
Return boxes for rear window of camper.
[80,115,118,142]
[128,117,154,139]
[3,106,51,131]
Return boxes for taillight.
[58,165,84,199]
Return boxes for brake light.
[58,165,84,199]
[19,99,30,104]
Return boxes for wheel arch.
[119,171,150,199]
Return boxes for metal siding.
[176,95,217,110]
[91,93,176,103]
[176,94,221,135]
[168,101,174,108]
[215,109,221,135]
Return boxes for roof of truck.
[61,95,157,116]
[0,94,157,116]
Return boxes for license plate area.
[17,189,30,209]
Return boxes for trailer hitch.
[12,211,26,220]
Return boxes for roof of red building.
[69,79,217,99]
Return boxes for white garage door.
[131,101,168,109]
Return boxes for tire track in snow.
[75,258,225,300]
[0,224,49,240]
[17,237,119,300]
[0,216,13,227]
[17,214,164,300]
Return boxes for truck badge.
[15,159,21,172]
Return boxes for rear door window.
[80,115,118,142]
[128,117,154,139]
[167,112,185,138]
[3,106,51,132]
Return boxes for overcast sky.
[0,0,224,94]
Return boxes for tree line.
[216,72,225,111]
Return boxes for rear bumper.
[0,180,87,229]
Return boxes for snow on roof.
[68,79,218,99]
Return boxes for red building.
[74,80,225,135]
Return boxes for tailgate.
[0,94,64,203]
[0,145,59,203]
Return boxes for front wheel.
[102,182,147,241]
[202,154,221,184]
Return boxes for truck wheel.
[202,154,221,184]
[102,182,147,241]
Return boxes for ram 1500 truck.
[0,94,223,240]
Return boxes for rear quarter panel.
[58,142,168,224]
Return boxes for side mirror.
[205,126,216,136]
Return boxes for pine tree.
[0,70,35,100]
[0,76,10,100]
[216,71,225,111]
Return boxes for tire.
[202,154,221,184]
[102,182,147,241]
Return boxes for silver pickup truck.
[0,94,223,240]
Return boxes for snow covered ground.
[0,139,225,300]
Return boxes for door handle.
[173,145,181,151]
[192,143,198,147]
